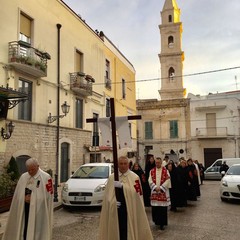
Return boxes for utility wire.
[93,66,240,85]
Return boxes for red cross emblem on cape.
[46,179,53,194]
[134,179,142,195]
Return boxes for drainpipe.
[54,23,62,202]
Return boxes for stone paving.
[0,188,62,239]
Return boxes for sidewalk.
[0,189,62,239]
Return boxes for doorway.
[60,142,70,182]
[204,148,222,168]
[15,155,31,174]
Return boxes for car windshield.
[226,165,240,175]
[71,166,109,179]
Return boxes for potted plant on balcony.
[39,61,47,72]
[0,157,20,213]
[10,47,19,63]
[26,57,35,66]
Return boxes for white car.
[62,163,113,207]
[220,164,240,201]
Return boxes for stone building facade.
[0,0,137,183]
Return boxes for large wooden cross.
[86,98,141,182]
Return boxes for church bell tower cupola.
[158,0,186,100]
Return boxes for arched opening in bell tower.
[168,67,175,80]
[168,15,172,22]
[168,36,174,48]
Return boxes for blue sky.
[63,0,240,99]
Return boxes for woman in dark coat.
[132,162,148,206]
[144,156,156,206]
[166,161,187,211]
[186,158,198,201]
[177,159,188,207]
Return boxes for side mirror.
[221,171,226,175]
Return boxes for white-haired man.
[99,156,153,240]
[3,158,53,240]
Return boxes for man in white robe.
[149,157,171,230]
[98,156,153,240]
[2,158,53,240]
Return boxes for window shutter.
[20,13,31,38]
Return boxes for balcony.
[69,72,94,96]
[105,76,111,90]
[195,127,228,139]
[8,41,50,78]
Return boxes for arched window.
[168,15,172,22]
[169,67,175,80]
[168,36,174,48]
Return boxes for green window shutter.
[170,120,178,138]
[145,122,153,139]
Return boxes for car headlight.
[62,183,69,192]
[94,184,106,193]
[222,180,228,187]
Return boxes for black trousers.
[117,188,127,240]
[24,202,30,240]
[152,206,168,226]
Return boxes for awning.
[0,85,28,109]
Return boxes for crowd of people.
[131,156,205,230]
[98,155,205,239]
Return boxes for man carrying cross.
[98,156,153,240]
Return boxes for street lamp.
[47,101,70,123]
[1,121,15,140]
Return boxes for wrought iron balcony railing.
[8,41,50,78]
[105,76,111,90]
[196,127,228,138]
[69,72,94,96]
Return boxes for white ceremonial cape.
[98,170,153,240]
[149,167,171,207]
[2,168,53,240]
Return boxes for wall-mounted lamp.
[1,121,15,140]
[48,101,70,123]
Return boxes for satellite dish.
[179,149,184,154]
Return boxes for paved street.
[52,181,240,240]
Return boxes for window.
[18,79,32,121]
[75,50,83,73]
[20,13,32,44]
[76,99,83,128]
[145,121,153,139]
[168,15,172,22]
[105,59,111,89]
[106,60,110,79]
[169,67,175,80]
[122,79,126,99]
[206,113,216,136]
[170,120,178,138]
[92,113,99,146]
[129,123,132,138]
[106,98,111,117]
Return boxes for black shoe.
[160,225,165,230]
[170,207,177,212]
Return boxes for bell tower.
[158,0,185,100]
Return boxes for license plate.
[74,196,86,201]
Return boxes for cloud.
[64,0,240,99]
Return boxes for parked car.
[204,158,240,180]
[62,163,113,207]
[220,164,240,201]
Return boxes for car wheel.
[221,197,228,202]
[63,205,72,211]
